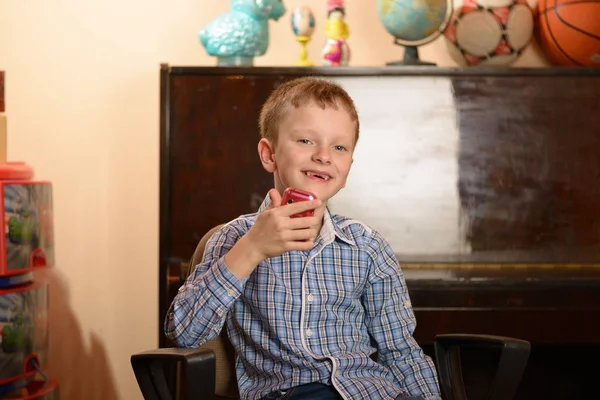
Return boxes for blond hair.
[259,77,359,144]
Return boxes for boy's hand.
[247,189,322,260]
[224,189,321,279]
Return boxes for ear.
[258,138,277,173]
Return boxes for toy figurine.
[199,0,287,66]
[320,0,350,66]
[291,5,316,66]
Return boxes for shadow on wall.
[36,269,119,400]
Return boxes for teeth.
[305,171,330,181]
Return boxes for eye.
[298,139,311,144]
[334,145,347,151]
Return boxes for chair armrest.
[434,334,530,400]
[131,347,216,400]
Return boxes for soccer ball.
[444,0,534,66]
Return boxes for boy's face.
[258,102,356,205]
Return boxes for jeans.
[260,382,424,400]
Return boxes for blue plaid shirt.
[165,196,441,400]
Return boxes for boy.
[165,77,441,400]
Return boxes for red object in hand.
[281,188,317,218]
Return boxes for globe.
[377,0,452,65]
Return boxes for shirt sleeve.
[362,233,442,400]
[164,223,249,348]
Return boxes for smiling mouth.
[304,171,331,181]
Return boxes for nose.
[312,146,331,164]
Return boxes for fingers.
[267,189,282,208]
[279,198,322,217]
[255,189,322,255]
[285,228,319,242]
[283,233,318,252]
[287,216,321,230]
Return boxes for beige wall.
[0,1,549,399]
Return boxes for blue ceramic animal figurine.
[199,0,287,66]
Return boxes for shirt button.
[305,329,313,337]
[307,294,314,302]
[226,288,235,297]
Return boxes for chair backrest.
[186,224,240,398]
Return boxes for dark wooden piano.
[158,65,600,399]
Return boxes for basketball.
[536,0,600,66]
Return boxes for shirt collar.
[257,194,356,247]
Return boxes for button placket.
[302,249,323,344]
[305,288,314,339]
